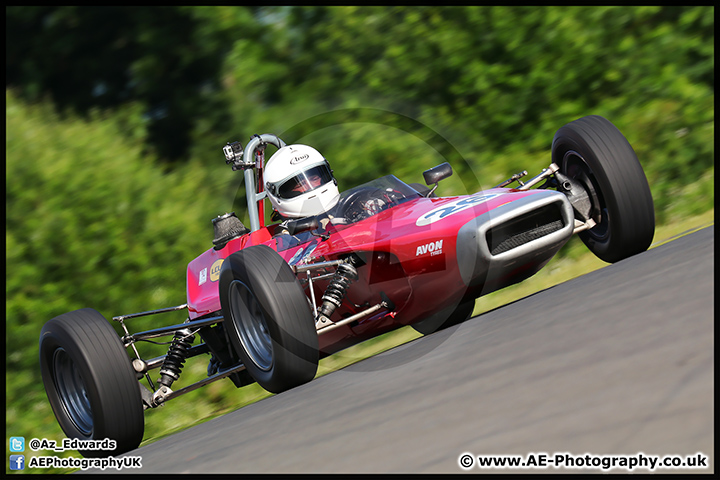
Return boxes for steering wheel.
[337,187,396,223]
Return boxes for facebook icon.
[10,455,25,470]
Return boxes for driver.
[264,144,341,234]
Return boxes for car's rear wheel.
[219,245,319,393]
[39,308,144,457]
[552,115,655,263]
[411,300,475,335]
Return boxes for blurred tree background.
[5,6,713,470]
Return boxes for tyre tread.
[552,115,654,262]
[221,245,318,393]
[40,308,144,457]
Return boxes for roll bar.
[223,134,286,232]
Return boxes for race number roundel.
[416,193,501,226]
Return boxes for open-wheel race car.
[40,115,655,457]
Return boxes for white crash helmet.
[264,144,340,219]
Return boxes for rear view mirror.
[423,162,453,186]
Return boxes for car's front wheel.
[552,115,655,263]
[219,245,319,393]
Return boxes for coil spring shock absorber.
[158,328,195,388]
[317,263,358,322]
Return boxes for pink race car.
[40,115,654,457]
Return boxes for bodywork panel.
[186,182,574,354]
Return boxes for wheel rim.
[229,280,273,371]
[53,348,93,436]
[562,150,609,241]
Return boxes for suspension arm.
[122,315,224,347]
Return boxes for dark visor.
[275,164,334,199]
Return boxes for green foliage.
[216,6,714,221]
[4,6,714,472]
[6,6,257,161]
[5,91,231,471]
[6,6,713,215]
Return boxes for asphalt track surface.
[91,226,714,474]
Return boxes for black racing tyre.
[552,115,655,263]
[39,308,144,458]
[219,244,319,394]
[411,300,475,335]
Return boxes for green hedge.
[5,6,714,471]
